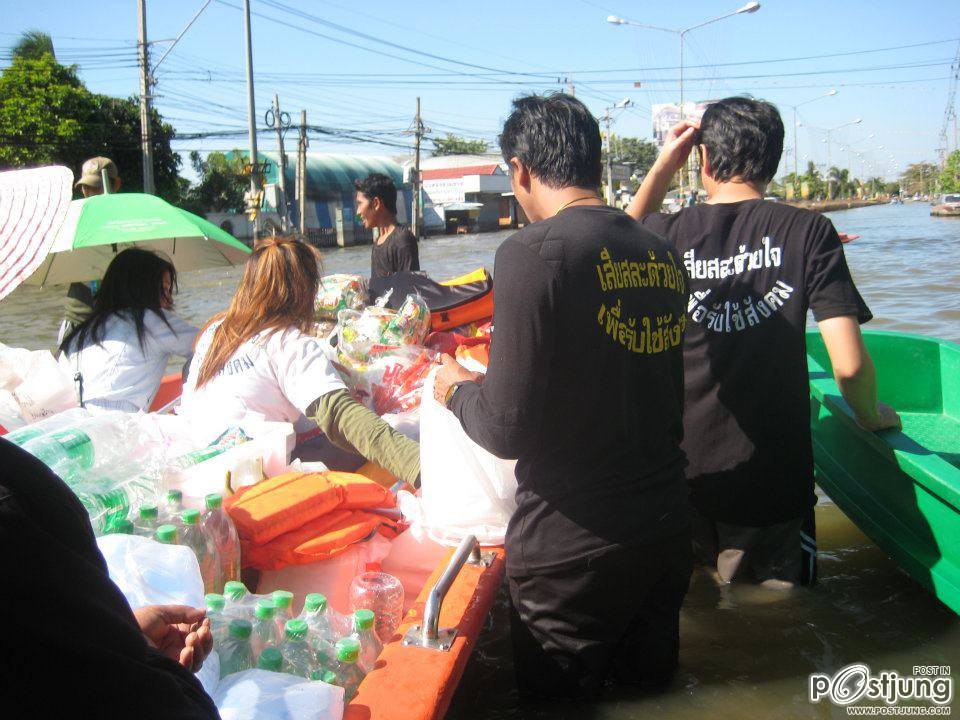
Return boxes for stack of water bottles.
[207,573,404,701]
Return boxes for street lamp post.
[786,89,837,184]
[799,118,862,198]
[603,98,632,206]
[608,2,760,194]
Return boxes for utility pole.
[297,109,308,237]
[266,93,291,230]
[137,0,156,194]
[242,0,260,244]
[604,111,614,206]
[412,97,423,239]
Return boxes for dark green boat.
[807,329,960,614]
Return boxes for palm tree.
[11,30,55,61]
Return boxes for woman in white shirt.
[180,235,419,485]
[61,248,197,412]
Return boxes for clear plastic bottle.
[333,637,365,700]
[223,580,252,622]
[23,413,130,476]
[76,474,159,535]
[251,599,280,660]
[163,489,184,523]
[349,609,383,674]
[301,593,336,665]
[205,593,229,646]
[348,571,404,644]
[202,493,241,592]
[155,524,179,545]
[271,590,294,637]
[134,504,160,537]
[219,619,254,678]
[5,407,89,446]
[257,646,283,672]
[180,508,218,594]
[21,434,85,485]
[110,518,135,535]
[280,619,316,679]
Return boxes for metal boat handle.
[402,534,492,651]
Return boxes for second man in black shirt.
[355,172,420,279]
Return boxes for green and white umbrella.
[25,192,251,287]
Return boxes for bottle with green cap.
[300,593,337,664]
[180,507,219,594]
[251,599,280,660]
[280,619,316,679]
[163,489,183,523]
[272,590,294,636]
[219,619,254,678]
[257,646,283,672]
[134,504,160,537]
[201,493,241,591]
[350,609,383,674]
[332,637,365,700]
[108,518,135,535]
[205,593,229,645]
[223,581,253,622]
[155,524,179,545]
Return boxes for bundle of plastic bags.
[314,274,367,321]
[334,345,435,416]
[336,293,430,362]
[0,343,78,430]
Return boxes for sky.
[3,0,959,183]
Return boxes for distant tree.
[431,133,488,156]
[864,177,886,196]
[937,150,960,194]
[899,162,938,196]
[179,150,247,215]
[11,30,56,61]
[0,52,182,202]
[801,161,824,199]
[612,135,658,179]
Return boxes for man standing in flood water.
[627,97,900,588]
[435,93,692,699]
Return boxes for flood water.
[1,201,958,717]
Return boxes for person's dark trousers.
[507,531,693,699]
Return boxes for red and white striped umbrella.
[0,166,73,301]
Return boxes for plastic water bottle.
[333,637,365,700]
[205,593,229,646]
[202,493,241,592]
[163,489,183,523]
[257,646,283,672]
[4,407,89,446]
[272,590,294,636]
[180,508,218,594]
[109,519,134,535]
[301,593,337,665]
[219,619,254,678]
[134,504,160,537]
[21,434,85,485]
[27,413,130,474]
[280,619,316,679]
[76,474,159,535]
[350,609,383,674]
[155,524,179,545]
[223,581,252,621]
[349,571,404,644]
[251,600,280,660]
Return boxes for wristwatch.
[444,381,469,408]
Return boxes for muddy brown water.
[1,201,958,718]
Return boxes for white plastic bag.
[97,533,205,610]
[196,649,220,699]
[0,343,78,428]
[214,669,344,720]
[418,369,517,547]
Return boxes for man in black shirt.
[627,97,900,587]
[355,173,420,279]
[435,94,691,699]
[0,439,219,718]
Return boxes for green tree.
[431,133,488,156]
[899,162,938,196]
[11,30,55,61]
[612,135,658,179]
[937,150,960,194]
[802,161,824,199]
[179,150,247,216]
[0,51,182,201]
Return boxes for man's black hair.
[499,93,603,189]
[354,172,398,215]
[699,97,784,185]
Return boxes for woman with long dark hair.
[60,248,198,412]
[179,235,419,485]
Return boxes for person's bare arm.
[626,120,699,221]
[817,316,900,432]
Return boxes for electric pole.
[243,0,260,243]
[137,0,155,194]
[266,93,292,230]
[412,97,423,239]
[604,111,614,206]
[297,109,308,237]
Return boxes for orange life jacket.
[225,471,396,546]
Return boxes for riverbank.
[787,197,886,213]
